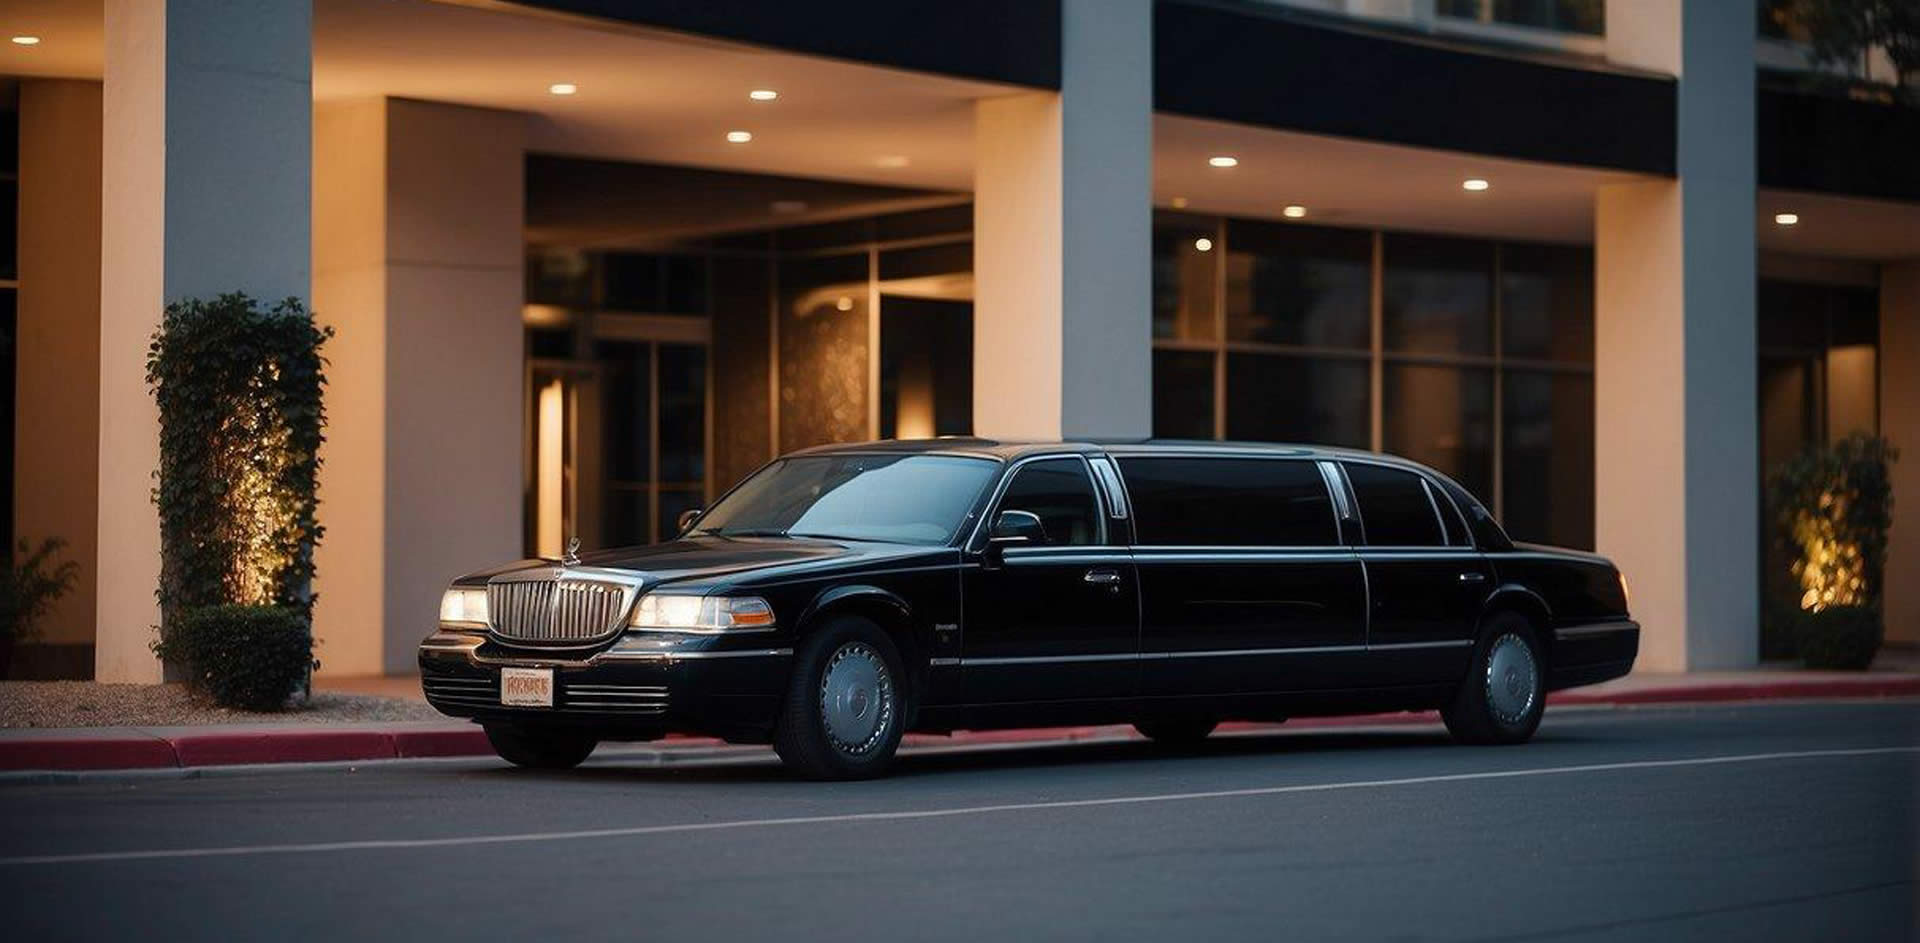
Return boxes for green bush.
[154,605,313,710]
[1767,433,1897,668]
[146,293,330,687]
[1795,605,1883,671]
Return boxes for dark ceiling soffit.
[507,0,1062,89]
[1155,1,1676,176]
[1758,85,1920,204]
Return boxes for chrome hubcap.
[1484,633,1539,726]
[820,642,894,756]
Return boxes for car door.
[1337,461,1491,684]
[959,456,1140,704]
[1119,455,1369,697]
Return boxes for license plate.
[500,667,554,707]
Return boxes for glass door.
[526,314,709,555]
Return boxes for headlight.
[439,587,489,629]
[629,594,775,633]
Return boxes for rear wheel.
[1133,716,1219,745]
[1442,613,1545,746]
[483,722,598,769]
[773,616,907,780]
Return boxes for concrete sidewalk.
[5,669,1917,774]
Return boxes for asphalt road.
[2,701,1915,942]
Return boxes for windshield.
[691,454,999,545]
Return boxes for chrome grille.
[488,576,631,646]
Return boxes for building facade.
[2,0,1916,681]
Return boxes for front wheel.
[483,722,598,769]
[773,616,908,780]
[1442,613,1545,746]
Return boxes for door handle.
[1083,569,1122,585]
[1458,572,1487,583]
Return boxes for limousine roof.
[790,437,1424,469]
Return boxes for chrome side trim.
[667,648,795,660]
[959,652,1139,666]
[1166,644,1366,658]
[928,657,962,667]
[1554,621,1639,641]
[1370,639,1475,650]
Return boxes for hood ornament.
[562,535,581,568]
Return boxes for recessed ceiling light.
[12,36,41,46]
[749,89,779,102]
[1208,156,1238,168]
[835,296,855,312]
[726,130,753,144]
[1774,212,1799,226]
[1170,196,1190,209]
[874,155,911,169]
[1194,237,1214,252]
[548,83,577,96]
[1283,204,1307,219]
[1462,178,1490,192]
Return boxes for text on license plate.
[500,667,554,707]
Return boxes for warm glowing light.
[835,296,854,312]
[1283,204,1307,219]
[11,36,40,46]
[726,130,753,143]
[1208,156,1238,168]
[1775,213,1799,226]
[1194,237,1213,252]
[548,83,577,96]
[1462,178,1490,191]
[749,88,779,101]
[536,379,565,558]
[1792,490,1867,611]
[874,155,911,168]
[1170,196,1190,209]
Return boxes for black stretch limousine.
[421,440,1637,779]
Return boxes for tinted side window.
[998,458,1103,546]
[1119,458,1337,546]
[1343,463,1445,546]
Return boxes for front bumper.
[417,631,792,742]
[1546,619,1639,691]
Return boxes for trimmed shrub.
[1794,605,1883,671]
[155,605,313,710]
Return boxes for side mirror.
[986,510,1045,563]
[676,508,704,535]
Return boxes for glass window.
[657,344,706,485]
[1119,458,1337,547]
[1383,363,1493,500]
[1153,221,1218,341]
[1153,350,1215,439]
[693,454,997,545]
[997,458,1104,547]
[1383,234,1493,356]
[598,341,652,483]
[1501,244,1592,363]
[1226,353,1370,449]
[1502,371,1594,549]
[1225,220,1371,349]
[1343,463,1445,547]
[1436,0,1604,35]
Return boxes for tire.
[773,615,908,780]
[483,721,598,770]
[1133,716,1219,745]
[1442,612,1545,746]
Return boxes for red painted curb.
[0,736,178,771]
[171,730,396,768]
[4,677,1916,773]
[391,728,489,758]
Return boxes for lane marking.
[4,745,1914,867]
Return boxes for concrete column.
[313,98,525,676]
[1882,262,1920,647]
[15,80,102,678]
[973,0,1150,441]
[97,0,312,682]
[1595,0,1757,671]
